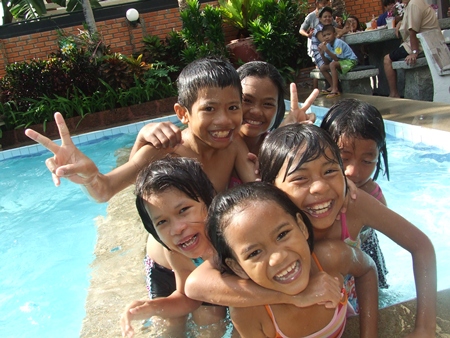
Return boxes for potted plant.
[219,0,263,65]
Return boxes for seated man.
[383,0,439,98]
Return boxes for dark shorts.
[389,46,409,62]
[144,255,216,306]
[145,255,176,298]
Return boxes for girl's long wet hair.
[259,123,346,186]
[135,156,215,249]
[237,61,286,130]
[207,182,314,275]
[320,98,389,181]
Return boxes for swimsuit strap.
[191,257,204,267]
[369,182,383,201]
[311,252,324,272]
[264,305,286,338]
[340,213,350,241]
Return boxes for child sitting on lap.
[318,24,358,98]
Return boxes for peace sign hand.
[25,112,99,187]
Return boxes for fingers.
[54,112,75,147]
[25,128,61,155]
[45,158,62,186]
[290,83,299,111]
[302,89,319,111]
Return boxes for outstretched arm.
[25,112,170,202]
[185,259,342,308]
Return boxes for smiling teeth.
[245,119,262,125]
[180,235,196,248]
[211,131,230,138]
[307,201,332,215]
[275,261,298,280]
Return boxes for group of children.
[25,56,437,337]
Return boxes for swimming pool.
[0,115,179,338]
[1,108,449,336]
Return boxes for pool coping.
[2,102,450,162]
[0,114,180,162]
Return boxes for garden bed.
[1,96,177,150]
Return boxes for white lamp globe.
[126,8,140,22]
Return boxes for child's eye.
[246,249,261,259]
[179,206,190,214]
[277,230,290,241]
[204,106,214,112]
[243,98,252,104]
[229,105,240,111]
[325,168,339,175]
[156,219,167,227]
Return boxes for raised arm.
[25,112,170,202]
[185,259,342,308]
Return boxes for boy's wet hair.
[237,61,286,130]
[135,156,216,249]
[320,98,389,181]
[259,124,345,185]
[177,57,242,111]
[207,182,314,275]
[322,24,336,34]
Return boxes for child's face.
[345,17,359,32]
[322,29,336,44]
[179,86,243,149]
[273,146,346,232]
[224,201,311,295]
[338,136,379,188]
[240,76,278,139]
[143,188,209,259]
[319,12,333,25]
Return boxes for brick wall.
[0,0,383,78]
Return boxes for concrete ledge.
[342,288,450,337]
[392,57,428,69]
[310,67,378,95]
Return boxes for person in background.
[344,15,363,32]
[377,0,396,27]
[318,24,359,98]
[383,0,439,97]
[299,0,331,89]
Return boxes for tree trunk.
[82,0,97,34]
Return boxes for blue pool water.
[0,133,137,338]
[1,109,450,337]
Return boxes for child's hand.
[289,271,341,308]
[247,152,260,177]
[281,85,318,126]
[136,122,182,150]
[337,180,358,217]
[24,112,99,187]
[120,299,154,337]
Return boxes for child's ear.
[225,258,250,279]
[174,103,189,124]
[296,213,309,240]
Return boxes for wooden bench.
[417,29,450,104]
[309,65,379,95]
[392,56,432,101]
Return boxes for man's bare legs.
[384,53,400,98]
